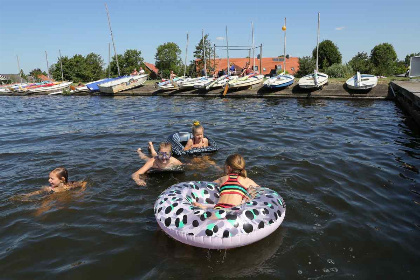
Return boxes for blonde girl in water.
[184,121,209,151]
[193,154,260,210]
[19,167,86,197]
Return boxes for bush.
[296,56,316,78]
[325,63,354,78]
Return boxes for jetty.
[390,80,420,126]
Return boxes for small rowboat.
[227,74,264,89]
[346,72,377,90]
[263,74,294,89]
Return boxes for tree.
[155,42,182,78]
[394,60,407,75]
[312,40,342,70]
[296,56,316,77]
[370,43,397,76]
[84,53,104,81]
[325,63,353,78]
[50,53,105,82]
[404,52,420,66]
[193,33,213,76]
[29,68,48,81]
[348,52,372,73]
[110,49,144,76]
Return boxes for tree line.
[296,40,419,78]
[22,36,418,82]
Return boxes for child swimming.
[19,167,86,197]
[184,121,209,151]
[193,154,260,209]
[132,142,183,186]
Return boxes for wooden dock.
[390,80,420,126]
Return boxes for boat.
[98,74,148,94]
[227,73,264,89]
[194,75,238,90]
[156,77,184,91]
[264,17,295,89]
[193,77,215,90]
[298,12,328,89]
[27,81,72,94]
[345,72,378,90]
[86,77,120,92]
[177,76,209,90]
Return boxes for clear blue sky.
[1,0,419,74]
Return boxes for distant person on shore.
[213,70,219,78]
[131,68,139,75]
[133,142,183,186]
[184,121,209,150]
[170,70,177,80]
[200,68,206,77]
[240,62,250,76]
[139,67,145,74]
[229,63,235,75]
[13,167,86,198]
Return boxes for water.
[0,96,419,279]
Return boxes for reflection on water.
[0,96,419,279]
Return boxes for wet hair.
[225,154,247,178]
[159,142,172,152]
[51,167,68,183]
[192,121,204,135]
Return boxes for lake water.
[0,96,419,279]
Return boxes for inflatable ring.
[167,132,219,157]
[154,181,286,249]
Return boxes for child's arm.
[148,142,158,157]
[183,139,193,151]
[203,138,209,147]
[171,157,183,165]
[23,186,51,197]
[132,159,154,186]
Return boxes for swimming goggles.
[156,152,171,161]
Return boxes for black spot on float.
[269,219,274,224]
[263,208,269,215]
[207,184,215,190]
[158,207,162,213]
[232,207,240,211]
[173,203,179,208]
[175,218,180,227]
[223,230,230,238]
[183,215,187,224]
[193,220,199,227]
[253,209,259,216]
[165,206,172,214]
[277,210,282,217]
[271,200,278,206]
[274,212,278,220]
[176,208,184,215]
[164,197,168,201]
[191,193,196,199]
[245,210,254,220]
[165,217,171,227]
[188,233,194,236]
[266,195,273,198]
[226,214,237,220]
[205,198,214,204]
[258,221,264,229]
[214,193,220,198]
[243,223,253,233]
[203,189,209,195]
[205,229,213,236]
[213,225,219,233]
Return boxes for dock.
[390,80,420,126]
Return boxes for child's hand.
[137,148,142,153]
[135,178,146,186]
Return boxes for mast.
[184,32,189,77]
[108,42,111,78]
[252,22,255,72]
[226,26,230,75]
[316,12,320,72]
[16,55,22,83]
[283,17,287,74]
[202,29,206,76]
[105,3,120,76]
[45,51,50,79]
[59,49,64,81]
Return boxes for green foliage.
[370,43,397,76]
[348,52,372,73]
[29,68,48,81]
[404,52,420,66]
[296,56,316,77]
[110,49,144,76]
[312,40,342,70]
[155,42,182,78]
[193,34,213,75]
[394,60,407,75]
[19,69,28,82]
[325,63,353,78]
[50,53,104,82]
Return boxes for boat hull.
[228,74,264,89]
[263,75,295,89]
[98,74,148,94]
[346,74,377,90]
[298,72,328,89]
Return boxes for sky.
[1,0,419,74]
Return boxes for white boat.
[346,72,378,90]
[156,77,184,91]
[98,74,148,93]
[193,77,215,89]
[177,76,209,89]
[28,81,72,94]
[298,70,328,89]
[227,74,264,89]
[194,75,238,90]
[298,12,328,89]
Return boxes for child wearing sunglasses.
[132,142,182,186]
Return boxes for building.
[197,57,299,76]
[143,62,159,79]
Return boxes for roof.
[143,62,159,74]
[0,74,28,83]
[198,57,300,75]
[37,74,54,82]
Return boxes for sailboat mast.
[59,49,64,81]
[45,51,50,79]
[16,55,22,83]
[105,3,120,76]
[316,12,320,72]
[226,26,230,75]
[252,22,255,71]
[108,43,111,78]
[283,17,287,74]
[184,32,189,77]
[202,29,206,76]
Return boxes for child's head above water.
[192,121,204,140]
[156,142,172,162]
[225,154,247,178]
[49,167,68,187]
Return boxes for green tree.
[111,49,144,76]
[370,43,397,76]
[84,53,104,81]
[404,52,420,66]
[325,63,353,78]
[29,68,48,81]
[312,40,342,70]
[394,60,407,75]
[193,34,213,76]
[155,42,182,78]
[348,52,372,73]
[296,56,316,77]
